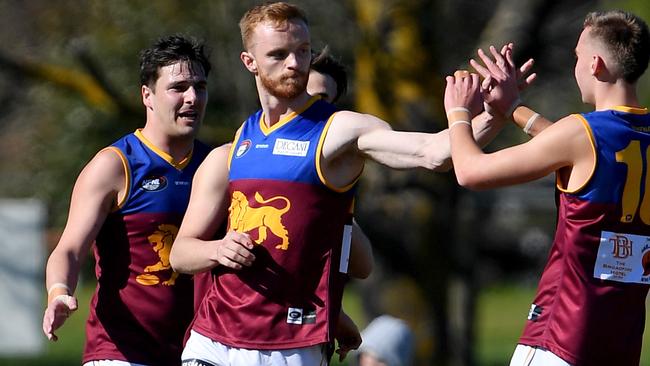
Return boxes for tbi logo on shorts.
[141,176,167,191]
[235,139,252,158]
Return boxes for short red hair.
[239,2,308,50]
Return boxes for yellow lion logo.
[136,224,179,286]
[229,191,291,250]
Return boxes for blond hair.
[239,2,308,50]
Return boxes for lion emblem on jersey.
[229,191,291,250]
[136,224,180,286]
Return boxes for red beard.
[260,70,308,99]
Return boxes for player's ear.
[142,85,153,110]
[591,54,605,76]
[241,51,258,74]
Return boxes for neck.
[593,80,641,111]
[139,124,194,162]
[256,80,311,127]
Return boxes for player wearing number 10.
[445,10,650,366]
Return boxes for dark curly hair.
[311,46,348,103]
[139,35,211,87]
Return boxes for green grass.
[475,284,650,366]
[476,285,534,366]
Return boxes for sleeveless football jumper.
[519,107,650,365]
[192,97,356,350]
[83,130,209,365]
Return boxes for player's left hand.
[42,294,78,341]
[470,44,533,116]
[444,72,482,126]
[334,311,362,361]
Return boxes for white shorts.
[509,344,572,366]
[83,361,149,366]
[182,330,328,366]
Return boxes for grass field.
[3,284,650,365]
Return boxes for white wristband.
[505,98,521,118]
[450,120,471,129]
[48,283,71,295]
[447,107,471,115]
[523,113,540,135]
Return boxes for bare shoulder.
[202,143,232,169]
[192,143,231,190]
[326,111,392,152]
[78,148,125,190]
[67,147,125,212]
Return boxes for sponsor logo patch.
[528,303,543,321]
[302,310,316,324]
[272,138,310,157]
[287,307,303,324]
[141,176,167,191]
[286,307,316,325]
[235,139,252,158]
[595,231,650,284]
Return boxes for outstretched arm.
[323,109,504,176]
[443,72,593,190]
[170,145,255,274]
[319,48,538,182]
[43,149,123,341]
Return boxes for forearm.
[170,236,218,274]
[421,111,504,172]
[472,110,507,147]
[511,105,553,137]
[45,248,83,302]
[449,123,485,188]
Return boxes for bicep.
[53,150,123,258]
[178,146,231,240]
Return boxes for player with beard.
[170,3,526,366]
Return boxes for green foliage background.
[1,0,650,365]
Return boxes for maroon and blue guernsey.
[83,129,209,365]
[519,106,650,365]
[192,96,356,350]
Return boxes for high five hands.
[444,43,536,123]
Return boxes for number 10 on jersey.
[616,140,650,225]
